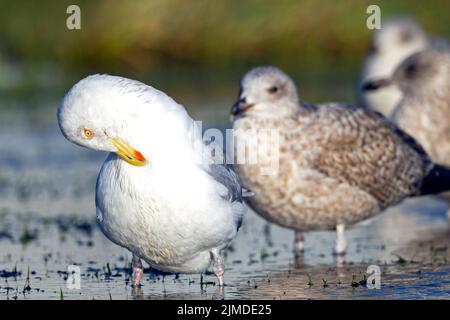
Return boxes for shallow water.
[0,107,450,300]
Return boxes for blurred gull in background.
[363,45,450,221]
[359,16,429,117]
[364,47,450,167]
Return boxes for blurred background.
[0,0,449,121]
[0,0,450,300]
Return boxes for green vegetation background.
[0,0,448,113]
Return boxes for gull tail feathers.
[242,189,255,197]
[420,163,450,196]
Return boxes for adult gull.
[57,74,245,286]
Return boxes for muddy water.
[0,108,449,300]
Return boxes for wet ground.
[1,108,450,300]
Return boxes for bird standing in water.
[230,66,450,257]
[58,74,245,287]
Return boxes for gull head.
[230,66,299,120]
[57,74,190,167]
[391,49,450,94]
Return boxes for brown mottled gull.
[230,66,450,255]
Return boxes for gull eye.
[400,30,413,44]
[368,43,378,54]
[268,86,278,94]
[83,128,94,139]
[405,63,417,78]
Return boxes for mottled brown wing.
[304,104,430,208]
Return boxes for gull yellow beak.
[109,138,149,167]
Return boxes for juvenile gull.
[359,16,428,117]
[57,74,244,286]
[230,66,450,255]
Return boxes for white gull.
[57,74,244,286]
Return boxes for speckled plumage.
[231,66,446,233]
[233,102,430,230]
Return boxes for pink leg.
[132,255,143,287]
[211,250,225,286]
[294,230,305,267]
[333,224,347,256]
[295,230,305,253]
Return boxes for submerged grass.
[22,266,31,293]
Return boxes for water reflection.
[0,106,449,299]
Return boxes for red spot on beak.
[133,150,146,162]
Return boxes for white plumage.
[57,74,244,286]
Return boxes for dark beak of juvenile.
[361,78,393,91]
[231,97,253,117]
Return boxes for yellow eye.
[83,128,94,139]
